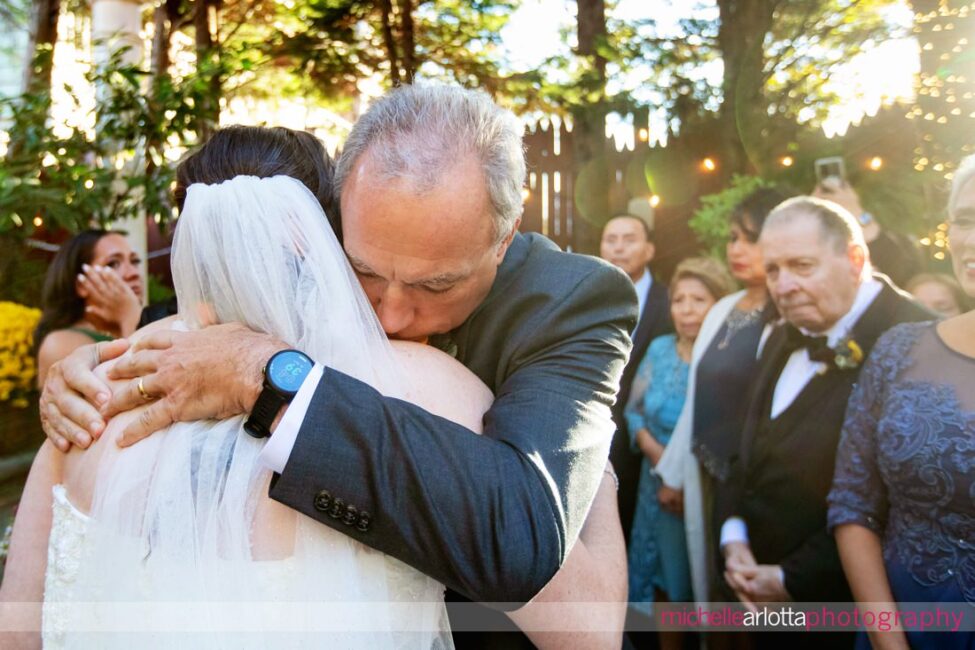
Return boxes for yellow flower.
[0,301,42,406]
[847,340,864,364]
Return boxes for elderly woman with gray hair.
[828,156,975,650]
[623,256,734,649]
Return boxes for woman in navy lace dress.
[828,156,975,650]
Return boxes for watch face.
[267,350,313,396]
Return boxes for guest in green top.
[34,229,144,386]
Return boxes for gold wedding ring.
[137,377,155,401]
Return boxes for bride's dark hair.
[174,126,341,238]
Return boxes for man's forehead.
[761,221,827,255]
[603,216,644,236]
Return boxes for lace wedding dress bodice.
[43,485,451,649]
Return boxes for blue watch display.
[244,349,314,438]
[267,349,314,397]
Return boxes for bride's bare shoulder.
[390,341,493,431]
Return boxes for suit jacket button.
[356,512,371,532]
[342,505,358,527]
[328,498,345,519]
[313,490,332,513]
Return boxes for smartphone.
[814,156,846,183]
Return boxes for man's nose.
[375,286,414,335]
[772,271,799,296]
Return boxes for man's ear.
[645,240,656,264]
[495,218,521,261]
[848,242,867,278]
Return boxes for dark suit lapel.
[738,325,792,467]
[631,277,666,358]
[849,275,908,356]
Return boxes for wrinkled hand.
[79,264,142,336]
[725,562,791,606]
[40,339,130,451]
[105,323,286,447]
[723,541,758,610]
[656,485,683,516]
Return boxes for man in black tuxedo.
[716,197,929,647]
[41,84,636,644]
[599,214,672,541]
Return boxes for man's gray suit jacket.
[268,231,637,603]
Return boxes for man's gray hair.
[335,83,526,244]
[949,154,975,217]
[764,196,870,262]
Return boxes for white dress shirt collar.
[633,269,652,323]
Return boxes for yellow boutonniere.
[833,337,864,371]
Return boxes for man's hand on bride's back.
[104,323,286,447]
[40,338,130,451]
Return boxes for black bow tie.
[784,325,834,364]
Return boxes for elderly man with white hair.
[715,196,931,650]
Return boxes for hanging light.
[701,157,717,172]
[780,156,794,167]
[868,156,883,171]
[649,194,661,208]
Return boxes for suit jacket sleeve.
[268,262,635,605]
[780,527,850,602]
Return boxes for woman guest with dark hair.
[828,157,975,650]
[34,230,144,385]
[654,187,794,605]
[624,256,733,650]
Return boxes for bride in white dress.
[0,135,625,649]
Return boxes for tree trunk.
[398,0,416,82]
[147,0,182,174]
[8,0,61,160]
[377,0,400,85]
[22,0,61,95]
[194,0,220,141]
[715,0,776,177]
[570,0,608,253]
[150,0,183,79]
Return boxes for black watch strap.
[244,388,288,439]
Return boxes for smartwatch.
[244,349,314,439]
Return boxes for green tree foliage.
[638,0,902,176]
[267,0,526,106]
[688,174,770,258]
[0,48,223,238]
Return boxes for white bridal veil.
[69,176,451,648]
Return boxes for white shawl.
[655,290,770,605]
